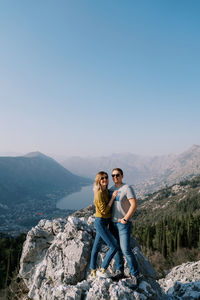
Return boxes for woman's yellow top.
[94,189,111,218]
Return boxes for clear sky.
[0,0,200,158]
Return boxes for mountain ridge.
[61,145,200,197]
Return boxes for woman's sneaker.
[96,268,109,278]
[89,269,96,279]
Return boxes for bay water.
[56,185,94,210]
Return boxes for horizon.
[1,1,200,157]
[0,143,199,161]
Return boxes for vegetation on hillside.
[133,175,200,275]
[0,234,26,290]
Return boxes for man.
[109,168,139,285]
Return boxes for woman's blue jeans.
[90,217,119,270]
[109,221,139,276]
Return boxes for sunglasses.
[101,175,108,180]
[112,173,120,178]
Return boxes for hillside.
[133,175,200,275]
[136,174,200,223]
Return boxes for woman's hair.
[93,171,108,194]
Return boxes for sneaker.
[90,269,96,278]
[129,274,138,287]
[136,273,143,283]
[111,270,124,281]
[129,273,143,287]
[96,268,109,278]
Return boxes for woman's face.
[99,173,109,188]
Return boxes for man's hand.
[118,218,127,224]
[118,198,137,223]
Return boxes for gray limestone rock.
[159,261,200,299]
[18,208,199,300]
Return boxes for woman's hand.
[108,190,118,207]
[111,190,118,200]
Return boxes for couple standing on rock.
[90,168,140,287]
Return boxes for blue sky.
[0,1,200,158]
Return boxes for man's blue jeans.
[90,217,119,270]
[109,221,139,276]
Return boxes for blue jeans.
[109,221,139,276]
[90,217,119,270]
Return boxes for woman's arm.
[107,190,118,207]
[95,190,118,215]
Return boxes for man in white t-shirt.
[109,168,139,285]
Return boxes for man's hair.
[112,168,123,176]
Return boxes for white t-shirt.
[109,184,136,222]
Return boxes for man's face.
[112,170,123,185]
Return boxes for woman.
[89,171,119,278]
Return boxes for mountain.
[61,152,176,184]
[0,151,91,208]
[0,152,92,236]
[61,145,200,196]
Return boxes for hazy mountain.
[135,144,200,196]
[61,153,176,183]
[61,145,200,196]
[0,151,91,208]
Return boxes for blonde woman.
[90,171,119,278]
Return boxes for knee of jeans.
[110,243,120,252]
[121,247,132,256]
[114,244,121,253]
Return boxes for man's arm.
[118,197,137,224]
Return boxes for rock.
[18,207,199,299]
[159,261,200,299]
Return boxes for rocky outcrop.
[18,206,200,299]
[159,261,200,299]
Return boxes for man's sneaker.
[96,268,109,278]
[111,270,124,281]
[130,273,143,287]
[90,269,96,278]
[136,273,143,283]
[130,274,138,286]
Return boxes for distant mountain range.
[61,145,200,196]
[0,151,91,208]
